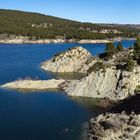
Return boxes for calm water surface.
[0,40,135,140]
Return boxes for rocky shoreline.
[2,46,140,101]
[41,46,140,102]
[0,36,135,44]
[89,111,140,140]
[89,93,140,140]
[1,45,140,139]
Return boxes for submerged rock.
[89,112,140,140]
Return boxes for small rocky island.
[1,39,140,140]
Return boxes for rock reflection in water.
[70,96,114,115]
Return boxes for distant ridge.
[0,9,139,40]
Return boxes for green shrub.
[116,54,135,71]
[105,42,116,57]
[134,38,140,64]
[116,42,123,52]
[87,62,105,73]
[125,59,135,71]
[136,85,140,91]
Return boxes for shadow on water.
[68,96,115,140]
[110,93,140,114]
[70,96,114,116]
[2,87,64,94]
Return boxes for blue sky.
[0,0,139,24]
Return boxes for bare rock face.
[62,66,140,101]
[63,68,121,99]
[41,46,97,73]
[114,66,140,100]
[89,112,140,140]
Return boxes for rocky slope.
[62,66,140,101]
[89,112,140,140]
[89,93,140,140]
[41,46,98,73]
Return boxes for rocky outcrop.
[41,46,98,73]
[40,46,140,101]
[89,112,140,140]
[62,66,140,101]
[1,79,65,90]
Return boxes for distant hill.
[0,9,139,40]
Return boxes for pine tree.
[134,38,140,63]
[105,42,116,57]
[117,42,123,52]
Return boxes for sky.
[0,0,139,24]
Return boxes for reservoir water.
[0,40,135,140]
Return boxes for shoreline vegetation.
[0,36,136,44]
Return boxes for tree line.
[0,9,139,40]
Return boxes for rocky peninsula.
[1,79,65,90]
[2,45,140,102]
[42,45,140,102]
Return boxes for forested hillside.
[0,9,139,40]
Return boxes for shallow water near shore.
[0,40,135,140]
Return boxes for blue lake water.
[0,40,135,140]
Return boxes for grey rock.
[89,112,140,140]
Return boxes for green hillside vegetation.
[0,9,139,40]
